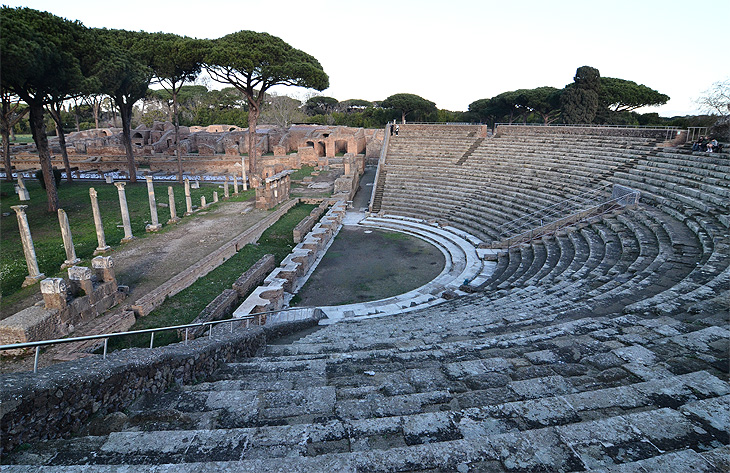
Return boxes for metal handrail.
[0,306,319,373]
[494,123,681,130]
[368,123,390,213]
[498,184,613,239]
[401,122,481,125]
[496,190,640,249]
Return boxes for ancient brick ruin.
[5,122,382,180]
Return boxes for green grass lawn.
[289,165,316,181]
[0,134,34,144]
[107,202,316,350]
[0,178,254,305]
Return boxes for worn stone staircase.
[370,168,387,214]
[5,280,729,471]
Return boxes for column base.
[61,258,81,269]
[120,236,136,244]
[145,224,163,232]
[22,273,45,287]
[167,217,181,224]
[93,246,111,255]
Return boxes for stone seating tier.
[10,275,727,469]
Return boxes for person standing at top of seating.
[390,122,394,136]
[395,124,400,136]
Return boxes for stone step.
[8,394,727,470]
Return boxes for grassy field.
[107,202,316,350]
[0,178,254,305]
[0,134,34,144]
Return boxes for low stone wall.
[0,258,126,353]
[131,199,298,317]
[293,202,329,243]
[495,124,675,141]
[233,201,347,318]
[232,254,276,298]
[0,318,318,455]
[181,254,277,339]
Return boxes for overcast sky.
[6,0,729,116]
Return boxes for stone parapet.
[495,124,675,141]
[0,319,319,455]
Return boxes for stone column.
[89,188,110,254]
[201,195,208,209]
[224,176,230,198]
[11,205,44,286]
[145,176,162,232]
[241,156,248,191]
[213,191,219,203]
[114,182,135,243]
[17,174,30,201]
[233,176,239,195]
[167,186,180,224]
[184,178,193,216]
[58,209,81,268]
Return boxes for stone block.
[0,306,59,351]
[92,256,115,282]
[68,266,94,296]
[41,278,68,310]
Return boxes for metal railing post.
[33,346,40,373]
[1,306,322,373]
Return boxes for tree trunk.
[74,106,80,132]
[173,88,183,183]
[247,103,260,182]
[2,126,12,182]
[1,100,11,182]
[49,104,73,183]
[93,101,100,129]
[29,102,60,212]
[118,100,137,183]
